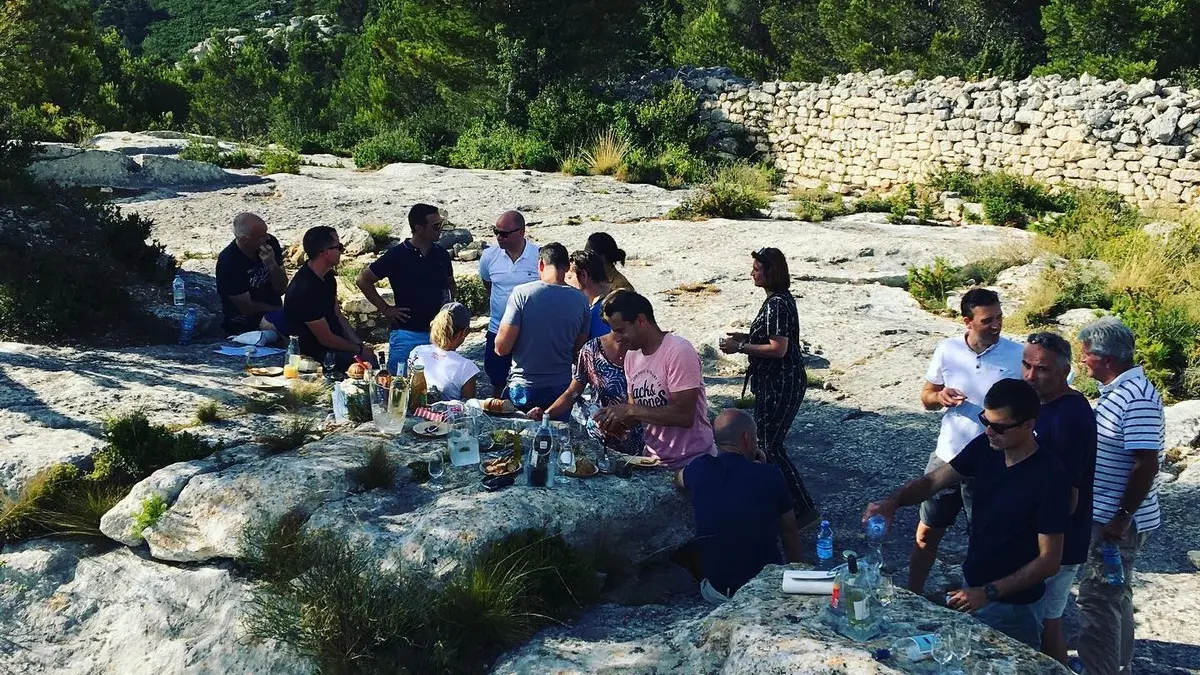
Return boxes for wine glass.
[323,351,337,382]
[932,633,956,674]
[427,452,445,491]
[951,620,973,660]
[554,422,574,484]
[876,575,895,618]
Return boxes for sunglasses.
[494,227,524,238]
[977,411,1029,433]
[1026,333,1071,358]
[325,243,345,253]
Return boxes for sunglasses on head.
[494,226,524,238]
[977,411,1028,433]
[1026,333,1071,358]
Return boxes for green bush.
[853,192,895,213]
[616,143,707,189]
[668,163,772,220]
[353,128,424,169]
[195,400,220,424]
[1032,188,1143,259]
[260,148,301,175]
[560,154,590,176]
[1113,293,1200,399]
[91,411,218,484]
[527,83,623,153]
[974,172,1064,227]
[956,256,1025,286]
[218,148,258,169]
[907,257,960,311]
[360,223,393,249]
[630,81,705,152]
[178,139,223,164]
[455,274,488,315]
[1015,261,1113,327]
[793,188,846,222]
[132,493,168,537]
[929,168,979,195]
[448,122,557,171]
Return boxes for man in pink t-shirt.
[594,290,716,469]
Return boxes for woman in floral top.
[719,247,818,527]
[527,330,644,455]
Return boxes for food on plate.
[347,362,367,380]
[625,455,662,468]
[570,456,598,477]
[482,398,516,414]
[247,366,284,377]
[483,454,521,476]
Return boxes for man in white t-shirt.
[478,210,539,392]
[909,287,1024,594]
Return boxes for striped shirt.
[1092,366,1164,531]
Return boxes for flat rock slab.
[0,541,304,675]
[493,565,1063,674]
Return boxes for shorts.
[1041,563,1080,620]
[918,451,973,529]
[974,600,1044,649]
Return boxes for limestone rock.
[338,224,376,256]
[1147,107,1184,143]
[1166,400,1200,451]
[26,146,141,188]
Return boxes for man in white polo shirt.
[910,287,1023,594]
[478,210,539,392]
[1076,317,1164,675]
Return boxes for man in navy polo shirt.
[866,379,1070,649]
[356,204,455,374]
[678,408,804,603]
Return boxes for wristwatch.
[737,341,747,354]
[984,583,999,602]
[1115,507,1132,519]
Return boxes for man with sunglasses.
[285,226,375,369]
[911,287,1024,595]
[1021,332,1096,667]
[479,210,539,391]
[866,378,1070,649]
[356,204,454,375]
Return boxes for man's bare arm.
[779,511,803,563]
[992,533,1063,599]
[629,388,700,428]
[228,292,280,316]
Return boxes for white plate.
[243,376,287,391]
[412,421,450,437]
[247,366,284,377]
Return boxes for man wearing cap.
[356,203,455,375]
[479,210,540,391]
[407,302,480,401]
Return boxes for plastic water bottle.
[172,274,186,306]
[1102,542,1126,585]
[866,514,888,542]
[179,307,197,345]
[816,520,834,569]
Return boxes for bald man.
[677,409,804,603]
[216,212,288,335]
[478,210,539,391]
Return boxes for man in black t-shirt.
[284,226,375,369]
[1022,332,1097,666]
[865,378,1070,649]
[355,204,455,374]
[215,212,288,335]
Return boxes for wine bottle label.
[853,599,870,620]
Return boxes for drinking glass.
[950,620,973,660]
[876,575,895,618]
[931,633,956,674]
[427,452,445,491]
[323,351,337,382]
[553,422,574,483]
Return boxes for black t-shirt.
[1034,391,1098,566]
[748,291,805,390]
[949,435,1070,605]
[284,263,345,363]
[367,241,453,332]
[215,235,285,333]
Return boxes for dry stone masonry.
[685,68,1200,206]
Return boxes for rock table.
[493,564,1068,674]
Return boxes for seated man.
[284,226,375,369]
[493,242,590,414]
[865,378,1069,649]
[215,212,288,335]
[678,408,803,603]
[594,290,717,470]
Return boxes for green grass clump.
[346,388,373,424]
[667,162,771,220]
[177,139,222,164]
[91,411,218,484]
[258,417,318,455]
[448,122,557,171]
[0,464,85,541]
[0,463,129,542]
[1014,261,1113,328]
[260,148,301,175]
[131,493,168,537]
[455,274,488,315]
[242,522,598,675]
[580,129,629,176]
[792,187,846,222]
[907,257,960,311]
[853,192,895,213]
[360,223,393,249]
[560,153,590,176]
[195,400,220,424]
[351,445,397,491]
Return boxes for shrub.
[353,128,424,169]
[1112,292,1200,399]
[853,192,895,213]
[218,148,259,169]
[178,139,223,164]
[1033,188,1143,259]
[560,154,590,176]
[91,411,217,484]
[346,388,372,424]
[448,122,557,171]
[455,274,488,315]
[131,493,168,537]
[668,163,773,220]
[351,445,396,491]
[260,148,301,175]
[792,188,846,222]
[616,144,707,189]
[527,83,623,154]
[580,129,629,176]
[360,223,393,249]
[956,256,1025,286]
[975,172,1064,228]
[630,81,705,152]
[888,183,919,224]
[195,400,221,424]
[0,464,83,541]
[258,417,318,455]
[929,167,979,195]
[1014,261,1113,327]
[23,480,126,539]
[240,507,315,587]
[907,257,960,311]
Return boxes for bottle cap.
[820,519,830,527]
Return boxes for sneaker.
[1068,656,1085,673]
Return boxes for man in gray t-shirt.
[493,242,589,417]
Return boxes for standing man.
[493,243,589,413]
[479,210,539,391]
[866,379,1069,649]
[566,249,613,339]
[595,290,717,470]
[355,204,454,375]
[910,288,1024,594]
[215,212,288,335]
[1077,317,1164,675]
[678,408,804,604]
[284,227,375,369]
[1021,332,1097,666]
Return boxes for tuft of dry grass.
[195,400,221,424]
[351,445,397,491]
[664,282,721,297]
[581,129,629,176]
[258,417,319,455]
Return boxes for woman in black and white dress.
[719,247,819,527]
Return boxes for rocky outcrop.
[493,564,1064,674]
[25,144,254,189]
[1166,400,1200,451]
[681,69,1200,205]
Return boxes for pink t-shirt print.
[624,334,716,470]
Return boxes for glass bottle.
[530,414,553,487]
[408,364,428,413]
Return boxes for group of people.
[215,208,1164,674]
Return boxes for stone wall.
[687,68,1200,206]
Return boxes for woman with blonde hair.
[406,302,480,401]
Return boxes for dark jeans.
[484,331,512,393]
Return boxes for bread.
[347,363,367,380]
[482,398,514,414]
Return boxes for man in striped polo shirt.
[1077,317,1164,675]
